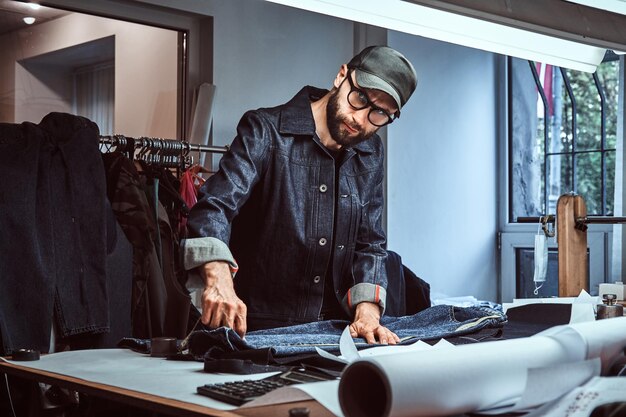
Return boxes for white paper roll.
[339,317,626,417]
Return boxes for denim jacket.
[184,86,388,330]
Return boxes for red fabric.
[535,62,554,116]
[179,166,206,235]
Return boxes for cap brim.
[355,70,402,111]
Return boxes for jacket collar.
[278,86,378,155]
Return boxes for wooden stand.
[556,194,588,296]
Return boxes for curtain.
[73,60,114,135]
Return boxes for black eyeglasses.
[344,70,398,127]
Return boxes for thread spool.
[151,337,178,357]
[12,349,40,361]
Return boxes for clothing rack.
[99,134,228,168]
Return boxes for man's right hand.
[199,261,247,338]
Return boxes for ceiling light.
[23,17,36,25]
[263,0,607,73]
[28,3,41,10]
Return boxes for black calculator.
[197,367,335,405]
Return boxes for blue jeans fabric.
[188,305,506,357]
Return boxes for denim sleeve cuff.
[342,283,387,315]
[181,237,239,290]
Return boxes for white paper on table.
[538,316,626,374]
[264,329,453,417]
[315,326,453,365]
[523,376,626,417]
[338,334,586,417]
[477,358,601,415]
[338,317,626,417]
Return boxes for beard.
[326,88,376,148]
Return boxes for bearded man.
[183,46,417,344]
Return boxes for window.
[509,54,620,220]
[502,55,622,301]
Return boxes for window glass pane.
[546,154,572,215]
[516,248,559,298]
[598,60,620,149]
[510,58,544,218]
[575,153,603,214]
[516,248,589,298]
[544,66,570,154]
[562,70,601,151]
[606,150,616,216]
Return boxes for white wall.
[387,33,499,301]
[178,0,354,148]
[0,13,178,138]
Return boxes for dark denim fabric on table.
[188,305,506,357]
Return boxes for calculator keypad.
[197,378,287,405]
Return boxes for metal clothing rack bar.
[99,134,228,155]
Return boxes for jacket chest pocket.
[339,192,366,245]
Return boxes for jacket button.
[319,184,327,193]
[318,238,327,246]
[340,194,349,198]
[313,275,321,284]
[337,245,344,250]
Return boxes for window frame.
[508,55,619,222]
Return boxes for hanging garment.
[178,165,206,237]
[143,172,191,339]
[102,152,191,339]
[0,112,110,354]
[102,151,167,339]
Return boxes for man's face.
[326,71,397,148]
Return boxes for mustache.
[342,118,361,132]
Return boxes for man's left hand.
[349,302,400,345]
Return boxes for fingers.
[352,322,400,345]
[234,304,247,339]
[349,323,358,338]
[362,330,376,345]
[201,290,247,337]
[350,322,377,344]
[375,327,400,345]
[375,327,389,345]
